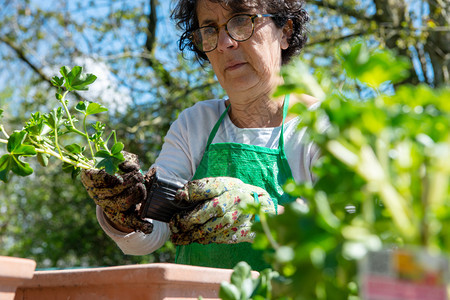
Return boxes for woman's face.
[196,0,289,99]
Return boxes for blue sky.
[0,0,192,114]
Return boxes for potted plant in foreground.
[219,40,450,300]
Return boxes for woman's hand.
[80,152,153,234]
[169,177,276,245]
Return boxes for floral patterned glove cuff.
[170,177,276,245]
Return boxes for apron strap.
[205,95,290,151]
[278,94,290,150]
[205,103,230,151]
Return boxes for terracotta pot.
[0,256,36,300]
[16,263,255,299]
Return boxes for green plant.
[219,262,279,300]
[224,40,450,299]
[0,66,125,182]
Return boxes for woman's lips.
[225,62,246,71]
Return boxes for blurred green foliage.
[221,40,450,299]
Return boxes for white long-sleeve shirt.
[97,98,320,255]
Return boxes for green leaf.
[252,269,278,298]
[337,40,369,79]
[230,261,252,287]
[273,83,302,97]
[278,58,326,100]
[37,152,50,167]
[72,73,96,91]
[111,142,124,155]
[75,101,88,114]
[7,131,33,154]
[0,154,15,182]
[91,121,106,134]
[75,101,108,116]
[63,66,82,91]
[62,162,81,180]
[65,143,84,154]
[43,107,65,131]
[359,51,410,87]
[51,76,64,87]
[337,40,410,88]
[94,150,125,175]
[86,102,108,115]
[252,230,270,250]
[219,282,241,300]
[60,66,71,86]
[60,66,97,91]
[25,112,50,137]
[0,131,37,182]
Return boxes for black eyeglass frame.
[189,13,275,53]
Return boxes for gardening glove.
[80,151,153,234]
[169,177,276,245]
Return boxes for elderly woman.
[81,0,319,271]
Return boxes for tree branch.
[306,30,372,47]
[145,0,158,54]
[0,35,84,99]
[0,35,52,86]
[311,0,371,21]
[143,0,174,89]
[173,81,218,103]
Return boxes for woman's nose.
[216,27,238,52]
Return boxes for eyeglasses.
[189,13,274,53]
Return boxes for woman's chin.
[222,76,260,94]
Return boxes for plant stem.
[101,131,117,152]
[31,141,94,170]
[330,141,416,240]
[60,91,75,128]
[83,115,95,158]
[59,90,94,160]
[1,126,92,170]
[420,164,430,248]
[99,139,109,152]
[41,140,92,167]
[260,211,280,250]
[113,131,117,144]
[53,120,64,160]
[69,127,89,137]
[0,125,9,139]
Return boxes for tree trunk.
[426,0,450,86]
[373,0,420,85]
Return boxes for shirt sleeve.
[151,99,224,182]
[95,100,224,255]
[96,206,170,255]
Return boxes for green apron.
[175,95,295,271]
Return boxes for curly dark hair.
[171,0,309,65]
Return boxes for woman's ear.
[281,19,293,50]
